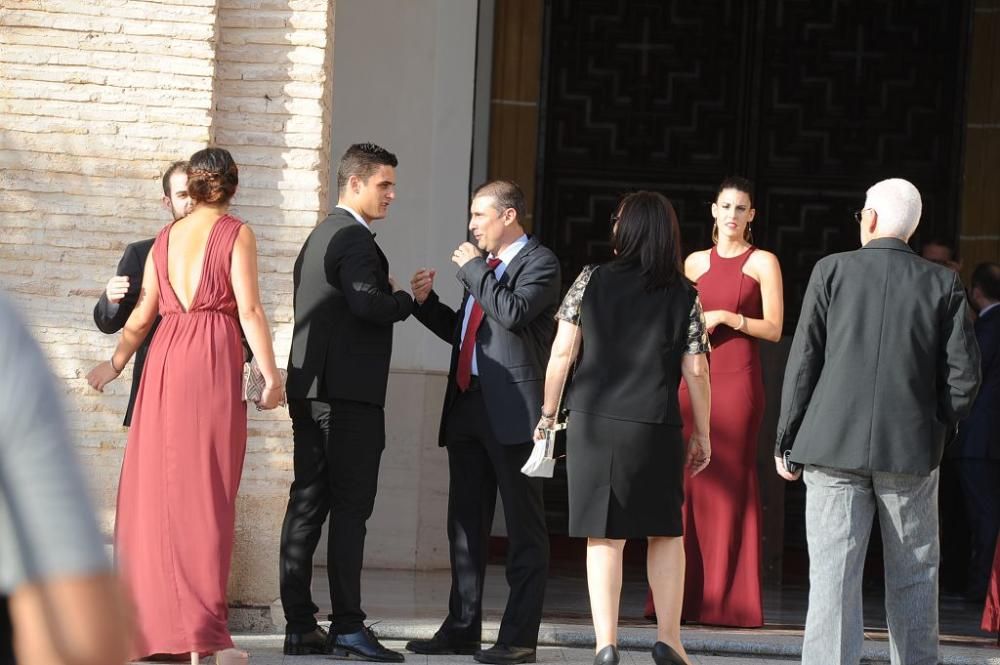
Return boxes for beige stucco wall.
[0,0,333,605]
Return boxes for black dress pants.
[957,458,1000,598]
[439,387,548,649]
[279,398,385,634]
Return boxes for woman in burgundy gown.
[984,535,1000,642]
[646,177,783,627]
[87,148,283,663]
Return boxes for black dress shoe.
[651,641,685,665]
[594,644,619,665]
[405,632,480,655]
[284,625,329,656]
[474,644,536,664]
[328,625,405,662]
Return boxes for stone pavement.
[221,627,998,665]
[219,638,789,665]
[230,566,999,665]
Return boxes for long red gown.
[647,246,766,626]
[114,214,248,658]
[983,535,1000,636]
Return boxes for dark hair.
[186,148,238,205]
[472,180,526,222]
[972,262,1000,302]
[921,237,958,260]
[712,175,755,244]
[611,191,683,291]
[161,160,189,197]
[717,175,754,207]
[337,143,398,193]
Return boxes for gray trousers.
[801,466,940,665]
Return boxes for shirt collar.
[336,204,371,233]
[490,234,529,267]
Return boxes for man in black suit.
[405,181,560,665]
[952,262,1000,602]
[280,143,413,661]
[92,161,190,425]
[774,178,981,665]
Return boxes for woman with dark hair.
[537,191,711,665]
[87,147,283,664]
[646,176,784,628]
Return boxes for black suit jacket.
[775,237,981,475]
[953,305,1000,460]
[415,237,561,446]
[93,238,159,426]
[286,207,414,406]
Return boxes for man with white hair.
[774,178,981,664]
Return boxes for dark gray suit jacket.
[93,238,158,426]
[952,306,1000,460]
[286,208,414,406]
[415,237,561,446]
[775,237,981,475]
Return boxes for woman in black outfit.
[536,192,711,665]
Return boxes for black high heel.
[651,641,685,665]
[594,645,619,665]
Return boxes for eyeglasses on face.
[610,213,620,224]
[854,208,873,224]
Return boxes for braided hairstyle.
[186,147,238,205]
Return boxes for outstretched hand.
[410,269,436,304]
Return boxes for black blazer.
[775,237,981,475]
[93,238,159,426]
[565,264,699,425]
[286,207,414,406]
[415,237,561,446]
[953,305,1000,460]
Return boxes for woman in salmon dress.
[646,176,783,627]
[88,148,283,663]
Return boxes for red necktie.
[456,257,502,391]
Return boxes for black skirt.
[566,410,685,538]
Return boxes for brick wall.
[0,0,335,604]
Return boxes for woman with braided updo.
[87,147,282,663]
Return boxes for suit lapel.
[373,240,389,273]
[500,237,539,284]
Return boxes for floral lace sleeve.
[686,295,710,354]
[555,264,598,325]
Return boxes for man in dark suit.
[92,161,190,425]
[405,181,560,665]
[952,262,1000,602]
[774,178,981,665]
[280,143,413,661]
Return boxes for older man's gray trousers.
[802,465,940,665]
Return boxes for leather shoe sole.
[330,644,406,663]
[474,648,536,664]
[405,638,478,655]
[284,643,328,656]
